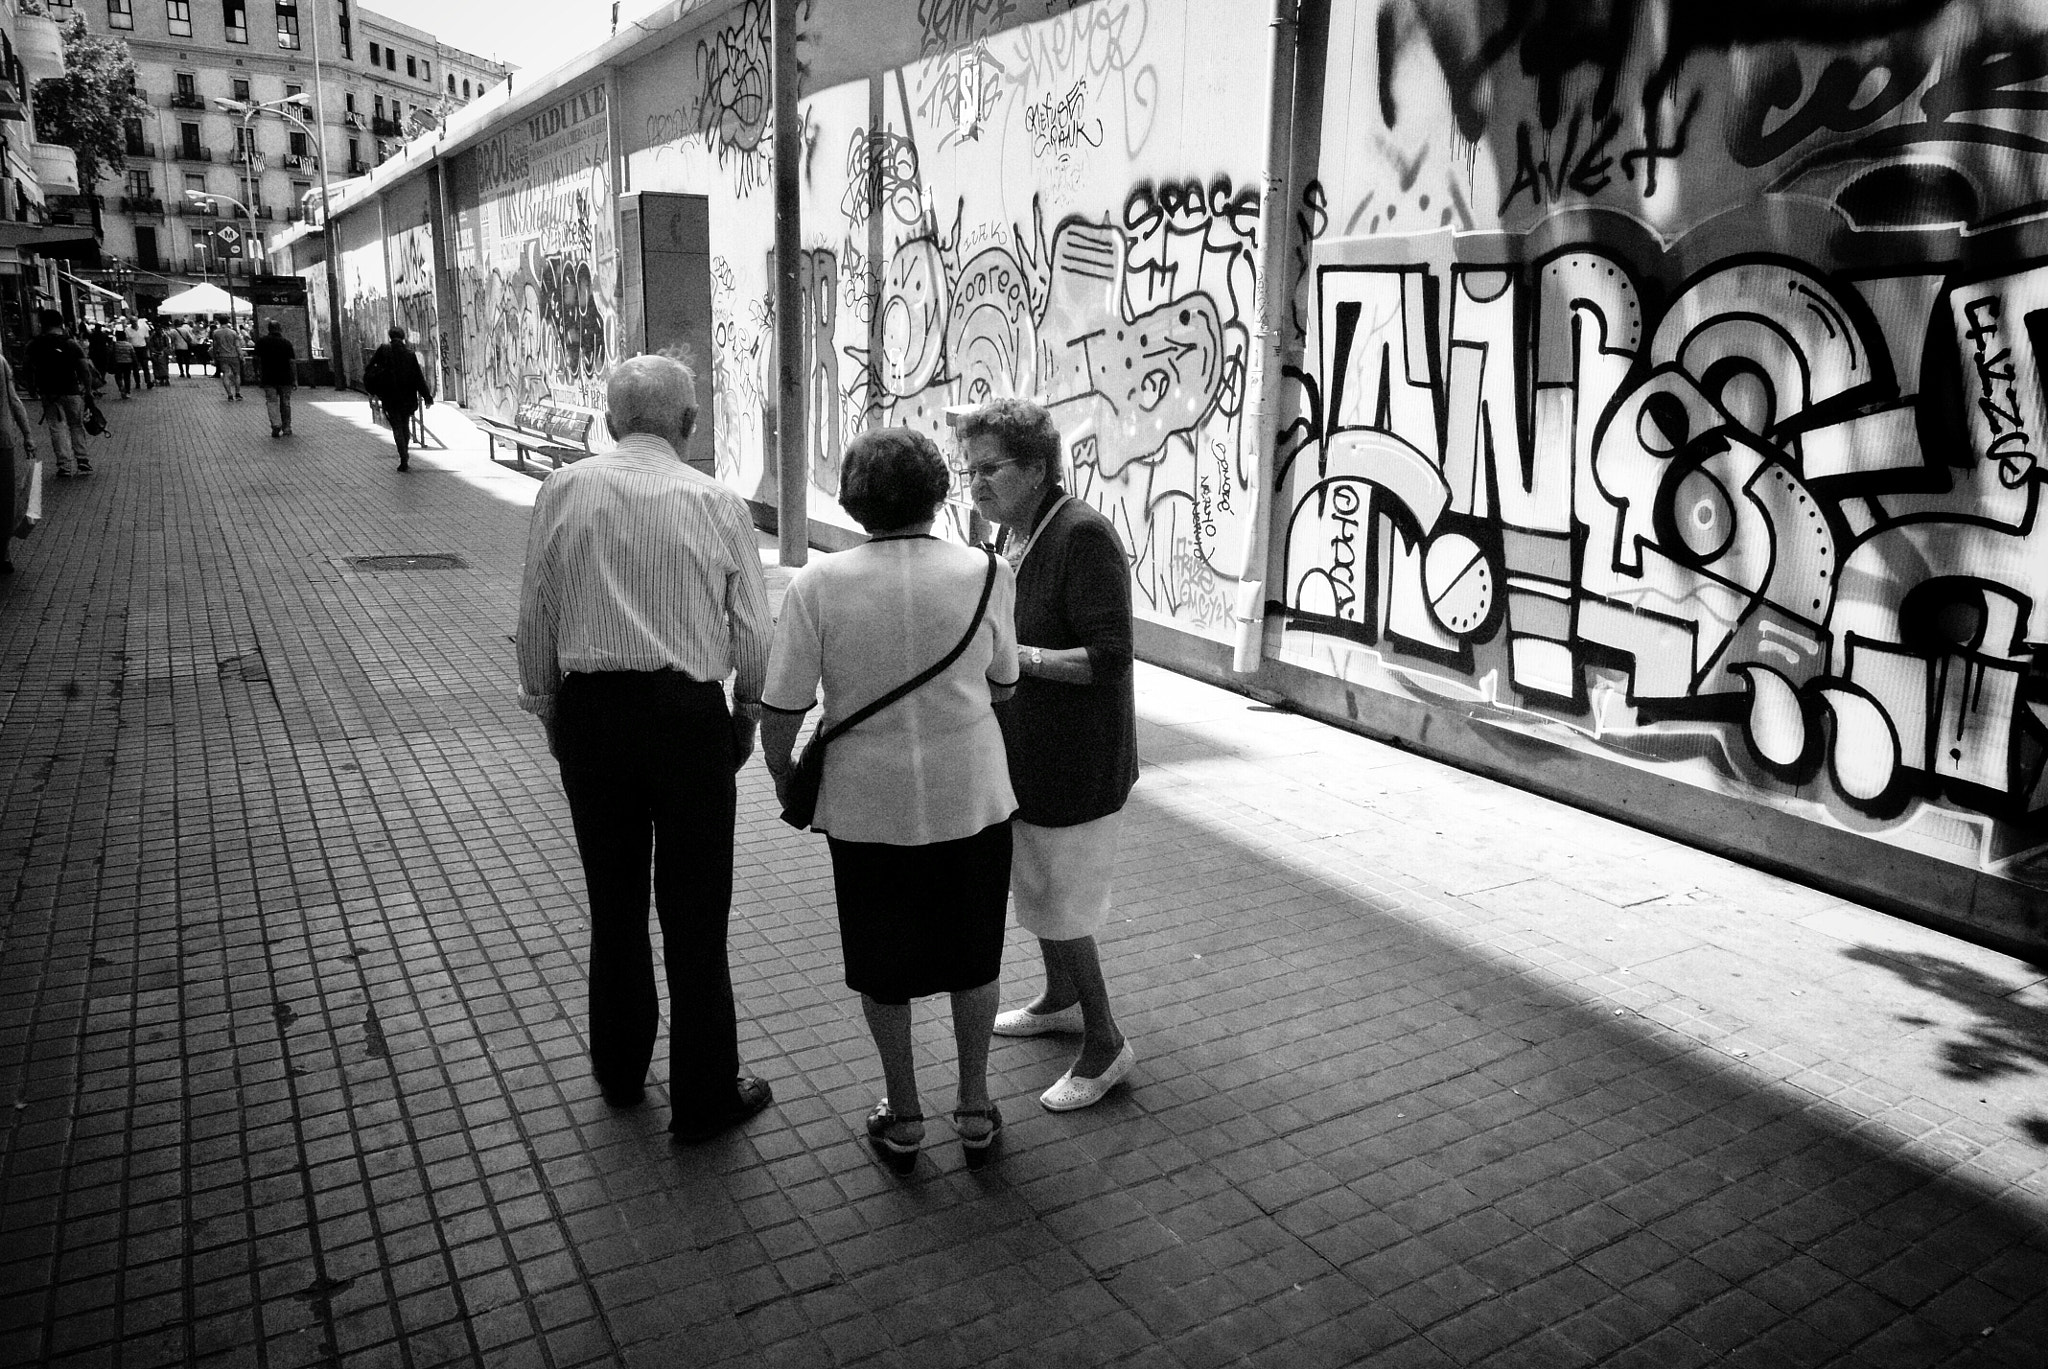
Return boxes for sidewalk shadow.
[1839,944,2048,1147]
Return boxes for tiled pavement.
[0,380,2044,1369]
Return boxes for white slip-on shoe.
[1040,1041,1136,1112]
[993,1002,1085,1037]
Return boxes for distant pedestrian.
[209,317,244,400]
[969,399,1140,1111]
[0,346,40,574]
[362,326,433,471]
[26,311,93,478]
[110,328,137,399]
[760,427,1019,1174]
[147,324,171,387]
[253,322,296,438]
[85,327,113,396]
[515,353,776,1143]
[125,320,154,389]
[172,323,194,377]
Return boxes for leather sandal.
[952,1104,1003,1170]
[865,1100,923,1175]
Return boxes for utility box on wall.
[618,192,713,478]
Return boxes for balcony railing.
[175,146,214,163]
[124,141,156,159]
[343,112,367,130]
[371,116,401,137]
[169,91,207,110]
[176,200,218,216]
[346,159,369,175]
[282,153,316,170]
[286,206,308,222]
[44,193,99,226]
[120,195,165,215]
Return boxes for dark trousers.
[556,671,740,1114]
[388,400,416,460]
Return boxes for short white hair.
[606,353,697,438]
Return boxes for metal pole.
[306,0,346,387]
[771,0,806,566]
[1231,0,1303,674]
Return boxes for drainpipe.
[771,0,808,566]
[1231,0,1301,673]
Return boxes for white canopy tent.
[155,282,238,318]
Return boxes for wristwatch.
[1027,646,1043,670]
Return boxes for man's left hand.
[730,714,758,771]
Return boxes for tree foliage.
[31,16,149,192]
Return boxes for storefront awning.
[60,271,123,303]
[0,221,98,250]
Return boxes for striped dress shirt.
[517,433,771,723]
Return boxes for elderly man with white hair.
[516,353,776,1143]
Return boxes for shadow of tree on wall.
[1841,945,2048,1148]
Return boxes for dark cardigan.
[997,488,1139,827]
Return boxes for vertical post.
[863,74,884,432]
[306,0,347,386]
[771,0,807,566]
[1231,0,1303,674]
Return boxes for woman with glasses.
[962,398,1140,1111]
[761,427,1021,1173]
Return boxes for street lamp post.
[216,79,343,386]
[184,189,254,332]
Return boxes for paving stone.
[0,386,2042,1365]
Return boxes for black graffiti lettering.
[1918,29,2048,127]
[1976,392,2028,438]
[1962,296,2002,345]
[1617,87,1699,199]
[1975,347,2016,388]
[1726,49,1926,169]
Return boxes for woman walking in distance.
[760,428,1020,1174]
[966,398,1141,1111]
[362,327,434,471]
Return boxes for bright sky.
[380,0,671,85]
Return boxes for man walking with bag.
[362,326,434,471]
[253,322,297,438]
[515,353,776,1143]
[27,311,92,478]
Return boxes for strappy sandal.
[865,1101,924,1175]
[952,1103,1003,1171]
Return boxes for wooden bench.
[476,397,605,469]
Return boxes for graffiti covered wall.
[1276,2,2048,902]
[382,176,441,384]
[624,0,1271,637]
[448,79,618,421]
[309,0,2043,931]
[335,205,388,380]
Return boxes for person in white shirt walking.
[515,353,776,1144]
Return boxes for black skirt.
[828,822,1013,1002]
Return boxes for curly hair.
[840,427,952,532]
[954,397,1061,480]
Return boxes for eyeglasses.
[964,457,1021,481]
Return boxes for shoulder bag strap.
[818,548,998,747]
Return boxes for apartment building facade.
[44,0,503,299]
[1,1,98,336]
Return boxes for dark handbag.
[82,399,108,436]
[779,548,999,829]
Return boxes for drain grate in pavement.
[344,554,469,571]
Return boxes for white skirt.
[1011,811,1123,941]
